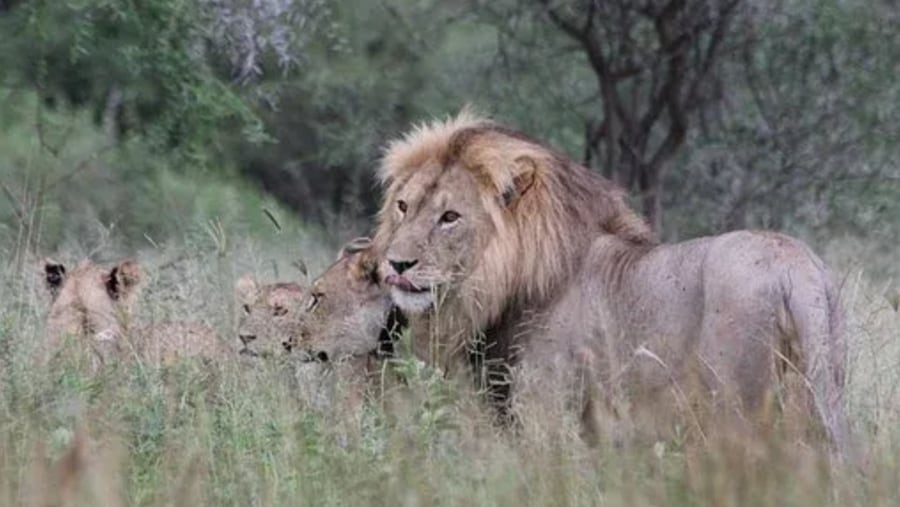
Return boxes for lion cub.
[41,258,229,369]
[234,276,308,359]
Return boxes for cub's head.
[234,277,307,358]
[42,258,144,364]
[298,238,395,363]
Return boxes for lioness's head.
[42,258,143,363]
[297,238,394,363]
[234,276,307,358]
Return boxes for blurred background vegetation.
[0,0,897,274]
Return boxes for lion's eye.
[242,304,251,315]
[273,305,287,317]
[439,210,460,224]
[397,200,408,214]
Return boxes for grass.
[0,229,897,507]
[2,91,899,506]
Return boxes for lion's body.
[43,258,230,368]
[502,230,846,447]
[374,113,850,454]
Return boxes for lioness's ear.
[349,253,380,285]
[43,258,66,297]
[336,237,374,261]
[106,259,143,301]
[235,274,259,303]
[500,156,537,208]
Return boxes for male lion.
[234,276,308,358]
[42,258,229,368]
[373,112,851,456]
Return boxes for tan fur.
[24,429,123,507]
[234,276,308,358]
[42,258,229,368]
[298,238,392,362]
[292,239,399,416]
[374,113,851,457]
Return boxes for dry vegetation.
[0,228,897,507]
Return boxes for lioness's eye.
[306,293,322,311]
[439,210,460,224]
[397,200,408,213]
[273,305,287,317]
[242,304,251,315]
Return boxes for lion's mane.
[376,111,655,329]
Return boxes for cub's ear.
[106,259,143,301]
[336,237,374,261]
[500,156,537,208]
[42,258,66,297]
[234,274,259,304]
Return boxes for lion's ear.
[235,275,259,304]
[43,258,66,298]
[336,237,373,261]
[501,156,537,208]
[106,259,143,301]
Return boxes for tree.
[667,0,900,242]
[476,0,744,232]
[0,0,326,158]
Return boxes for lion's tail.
[785,262,853,460]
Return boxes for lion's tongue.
[385,274,421,292]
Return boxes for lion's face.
[379,163,494,313]
[235,277,307,358]
[298,239,391,362]
[42,258,143,363]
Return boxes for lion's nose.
[389,258,418,275]
[239,334,257,346]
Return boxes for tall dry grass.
[0,229,897,506]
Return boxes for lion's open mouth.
[384,273,429,293]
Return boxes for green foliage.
[0,90,316,259]
[0,0,266,159]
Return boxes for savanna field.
[1,102,899,507]
[1,1,900,505]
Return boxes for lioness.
[298,237,397,363]
[42,258,229,368]
[373,113,851,456]
[294,238,403,412]
[234,276,308,358]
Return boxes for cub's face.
[235,277,307,358]
[378,164,494,313]
[42,258,143,365]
